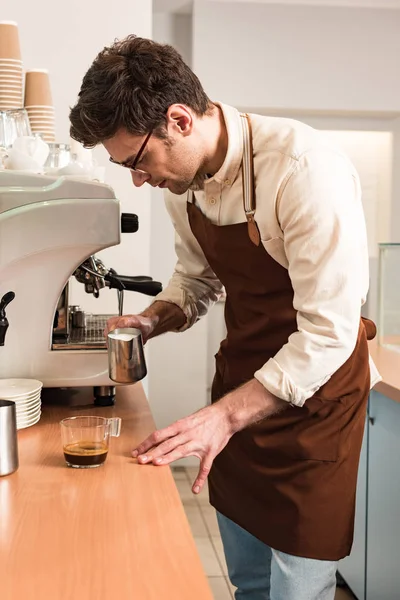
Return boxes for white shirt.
[155,102,380,407]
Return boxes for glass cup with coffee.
[60,415,121,468]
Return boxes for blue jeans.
[217,512,338,600]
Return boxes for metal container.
[71,309,87,329]
[107,328,147,384]
[69,305,87,329]
[0,400,19,476]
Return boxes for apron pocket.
[247,396,343,463]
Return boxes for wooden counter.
[369,340,400,404]
[0,385,212,600]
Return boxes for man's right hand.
[104,301,187,344]
[104,314,158,344]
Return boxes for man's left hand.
[132,378,287,494]
[132,402,233,494]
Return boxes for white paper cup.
[0,69,22,75]
[27,113,55,118]
[27,110,55,115]
[0,85,22,92]
[0,104,23,110]
[0,91,22,97]
[26,111,55,117]
[30,130,55,135]
[0,84,22,91]
[0,94,23,100]
[26,107,54,113]
[27,115,55,123]
[25,105,55,111]
[0,99,23,105]
[0,69,22,74]
[0,58,22,64]
[0,22,22,60]
[24,70,53,106]
[0,75,22,82]
[29,125,55,131]
[26,105,54,110]
[26,113,54,119]
[0,87,22,92]
[0,90,22,102]
[28,116,55,122]
[29,127,55,133]
[0,86,22,91]
[28,124,55,130]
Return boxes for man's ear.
[166,104,193,137]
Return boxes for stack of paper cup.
[24,69,55,142]
[0,21,23,111]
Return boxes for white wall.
[6,1,153,318]
[154,0,400,11]
[391,118,400,241]
[153,12,192,64]
[193,2,400,113]
[202,0,400,6]
[192,2,400,241]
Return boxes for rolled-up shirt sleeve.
[254,150,370,407]
[154,194,224,331]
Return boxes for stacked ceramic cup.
[0,21,23,111]
[24,69,55,142]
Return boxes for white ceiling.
[153,0,400,14]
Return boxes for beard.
[189,172,207,191]
[162,136,207,194]
[166,171,206,195]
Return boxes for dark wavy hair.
[69,35,212,147]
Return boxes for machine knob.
[121,213,139,233]
[0,291,15,347]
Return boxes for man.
[70,35,379,600]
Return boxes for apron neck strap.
[240,114,261,246]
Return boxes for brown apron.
[186,114,376,561]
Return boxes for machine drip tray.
[52,314,110,351]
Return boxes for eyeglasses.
[109,130,152,174]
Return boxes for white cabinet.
[339,391,400,600]
[339,418,368,600]
[366,391,400,600]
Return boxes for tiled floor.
[172,466,356,600]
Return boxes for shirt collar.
[205,102,244,187]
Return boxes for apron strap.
[240,113,261,246]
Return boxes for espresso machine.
[0,171,161,405]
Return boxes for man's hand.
[104,301,186,343]
[105,314,157,344]
[133,402,233,494]
[132,378,288,494]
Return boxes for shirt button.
[210,197,217,205]
[224,179,231,186]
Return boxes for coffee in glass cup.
[60,415,121,468]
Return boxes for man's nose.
[130,171,150,187]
